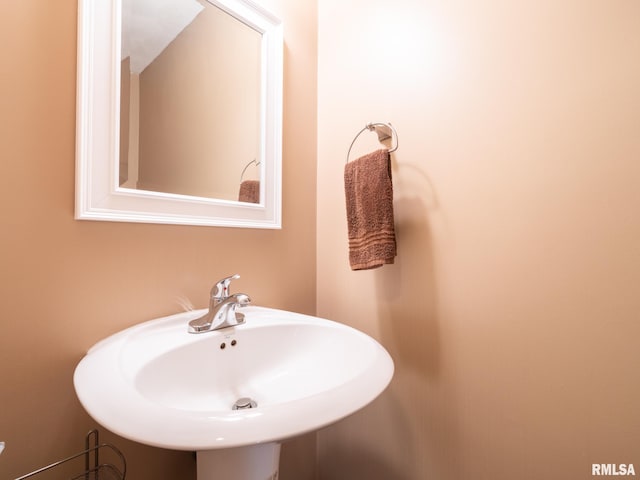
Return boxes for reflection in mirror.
[75,0,282,227]
[120,0,262,203]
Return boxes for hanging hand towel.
[238,180,260,203]
[344,148,397,270]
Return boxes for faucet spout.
[188,292,251,333]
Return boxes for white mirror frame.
[76,0,283,228]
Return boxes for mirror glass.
[75,0,283,228]
[120,0,262,202]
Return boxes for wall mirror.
[76,0,283,228]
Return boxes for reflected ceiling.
[122,0,205,73]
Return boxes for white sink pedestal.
[197,443,281,480]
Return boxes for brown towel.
[344,149,397,270]
[238,180,260,203]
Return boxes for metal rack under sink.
[15,430,126,480]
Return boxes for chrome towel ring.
[240,158,260,181]
[346,122,399,163]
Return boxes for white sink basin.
[73,306,394,452]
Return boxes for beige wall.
[0,0,316,479]
[317,0,640,479]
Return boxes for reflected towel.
[344,149,396,270]
[239,180,260,203]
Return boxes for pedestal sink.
[73,306,394,479]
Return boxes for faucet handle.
[211,274,241,301]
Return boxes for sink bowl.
[73,306,394,452]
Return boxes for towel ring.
[346,122,398,163]
[240,159,260,182]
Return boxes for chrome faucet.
[188,274,251,333]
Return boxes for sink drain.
[233,397,257,410]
